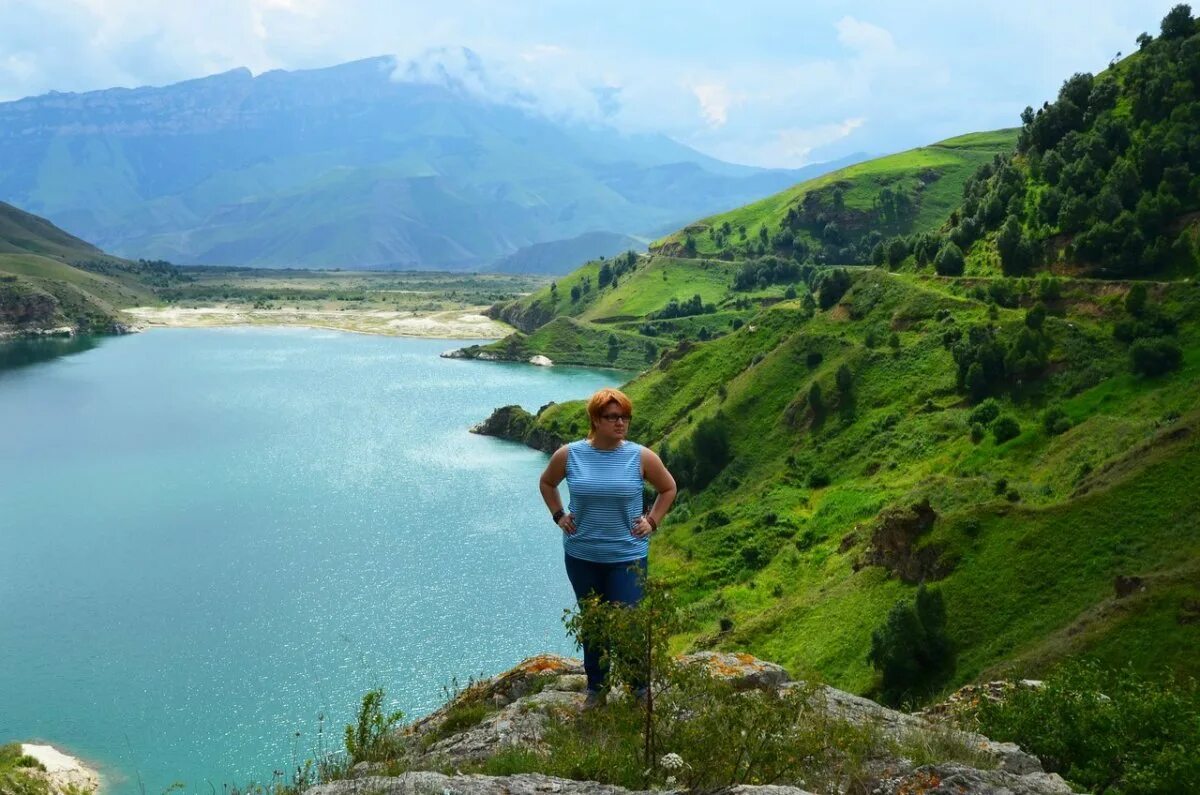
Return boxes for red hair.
[586,388,633,440]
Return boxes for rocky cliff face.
[470,404,567,453]
[317,653,1072,795]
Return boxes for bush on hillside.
[968,398,1001,426]
[1042,406,1072,435]
[1130,338,1183,376]
[663,415,732,492]
[992,415,1022,443]
[816,269,852,309]
[835,363,854,396]
[934,242,965,276]
[867,585,955,707]
[961,661,1200,794]
[1125,283,1149,316]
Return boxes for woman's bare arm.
[539,445,576,534]
[633,447,677,537]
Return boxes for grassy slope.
[506,269,1200,696]
[0,202,159,332]
[652,130,1017,257]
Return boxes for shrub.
[968,398,1001,426]
[992,416,1021,443]
[1042,406,1072,435]
[817,269,852,309]
[867,585,955,707]
[345,689,405,764]
[934,242,965,276]
[970,422,986,444]
[704,510,731,529]
[807,469,831,488]
[836,363,854,396]
[806,351,823,368]
[969,398,998,429]
[961,661,1200,794]
[808,382,824,416]
[1124,283,1148,316]
[1130,338,1182,376]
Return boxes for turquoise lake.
[0,327,621,793]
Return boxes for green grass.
[0,743,49,795]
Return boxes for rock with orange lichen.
[678,651,791,690]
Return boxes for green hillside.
[652,130,1017,265]
[0,202,172,333]
[486,268,1200,698]
[466,8,1200,708]
[872,11,1200,279]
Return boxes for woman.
[538,387,677,704]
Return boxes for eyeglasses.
[600,413,631,423]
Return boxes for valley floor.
[123,304,513,339]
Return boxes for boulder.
[678,651,791,691]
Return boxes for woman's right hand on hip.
[558,513,577,535]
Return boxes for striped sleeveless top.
[563,439,646,563]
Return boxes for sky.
[0,0,1178,168]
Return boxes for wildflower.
[660,752,685,770]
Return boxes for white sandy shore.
[123,304,513,339]
[20,744,101,794]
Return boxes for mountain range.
[0,55,859,271]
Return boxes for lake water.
[0,328,620,793]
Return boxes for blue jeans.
[564,552,647,693]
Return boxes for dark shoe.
[583,689,607,710]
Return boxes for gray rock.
[806,684,1042,775]
[728,786,818,795]
[873,763,1076,794]
[417,689,584,765]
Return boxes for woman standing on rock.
[538,387,677,705]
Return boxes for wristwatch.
[552,509,566,523]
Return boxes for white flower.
[665,776,677,787]
[660,752,685,770]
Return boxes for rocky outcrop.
[311,772,823,795]
[470,404,536,444]
[323,653,1071,795]
[487,300,557,334]
[872,764,1073,795]
[856,499,953,583]
[470,405,568,453]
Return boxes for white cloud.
[690,82,740,127]
[778,118,866,162]
[835,16,896,56]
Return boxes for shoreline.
[19,743,102,795]
[122,304,514,340]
